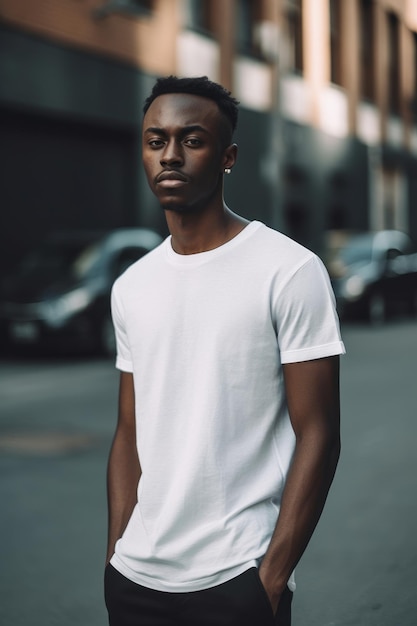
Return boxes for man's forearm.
[106,428,141,565]
[259,429,340,607]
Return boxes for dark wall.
[383,145,417,244]
[279,122,369,254]
[0,25,151,278]
[228,108,275,227]
[0,109,139,273]
[226,113,370,255]
[0,25,144,128]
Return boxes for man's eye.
[148,139,164,148]
[184,138,202,147]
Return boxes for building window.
[387,12,400,115]
[359,0,375,101]
[286,0,303,73]
[327,171,348,230]
[414,32,417,91]
[284,202,309,246]
[236,0,263,57]
[187,0,215,36]
[134,0,152,11]
[413,33,417,89]
[329,0,342,86]
[95,0,153,19]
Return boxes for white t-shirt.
[110,221,345,593]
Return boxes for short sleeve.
[110,280,134,372]
[275,255,345,363]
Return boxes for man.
[105,75,345,626]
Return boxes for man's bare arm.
[106,371,141,565]
[259,356,341,612]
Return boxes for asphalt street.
[0,319,416,626]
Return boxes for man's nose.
[160,139,183,166]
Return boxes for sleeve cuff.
[281,341,346,364]
[115,356,134,372]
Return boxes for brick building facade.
[1,0,417,274]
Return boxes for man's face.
[142,93,233,213]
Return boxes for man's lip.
[157,179,188,189]
[156,171,188,184]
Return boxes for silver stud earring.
[224,168,232,174]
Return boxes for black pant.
[105,565,292,626]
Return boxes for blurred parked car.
[328,230,417,323]
[0,228,163,354]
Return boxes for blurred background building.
[1,0,417,278]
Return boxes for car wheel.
[99,314,116,357]
[368,293,385,325]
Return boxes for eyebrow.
[144,125,210,136]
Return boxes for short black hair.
[143,75,240,135]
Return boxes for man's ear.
[222,143,238,172]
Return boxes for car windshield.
[15,238,102,283]
[340,236,373,265]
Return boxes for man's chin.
[161,202,196,214]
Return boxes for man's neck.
[166,206,249,255]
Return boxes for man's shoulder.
[113,239,166,291]
[251,223,316,267]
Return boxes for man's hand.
[258,567,283,616]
